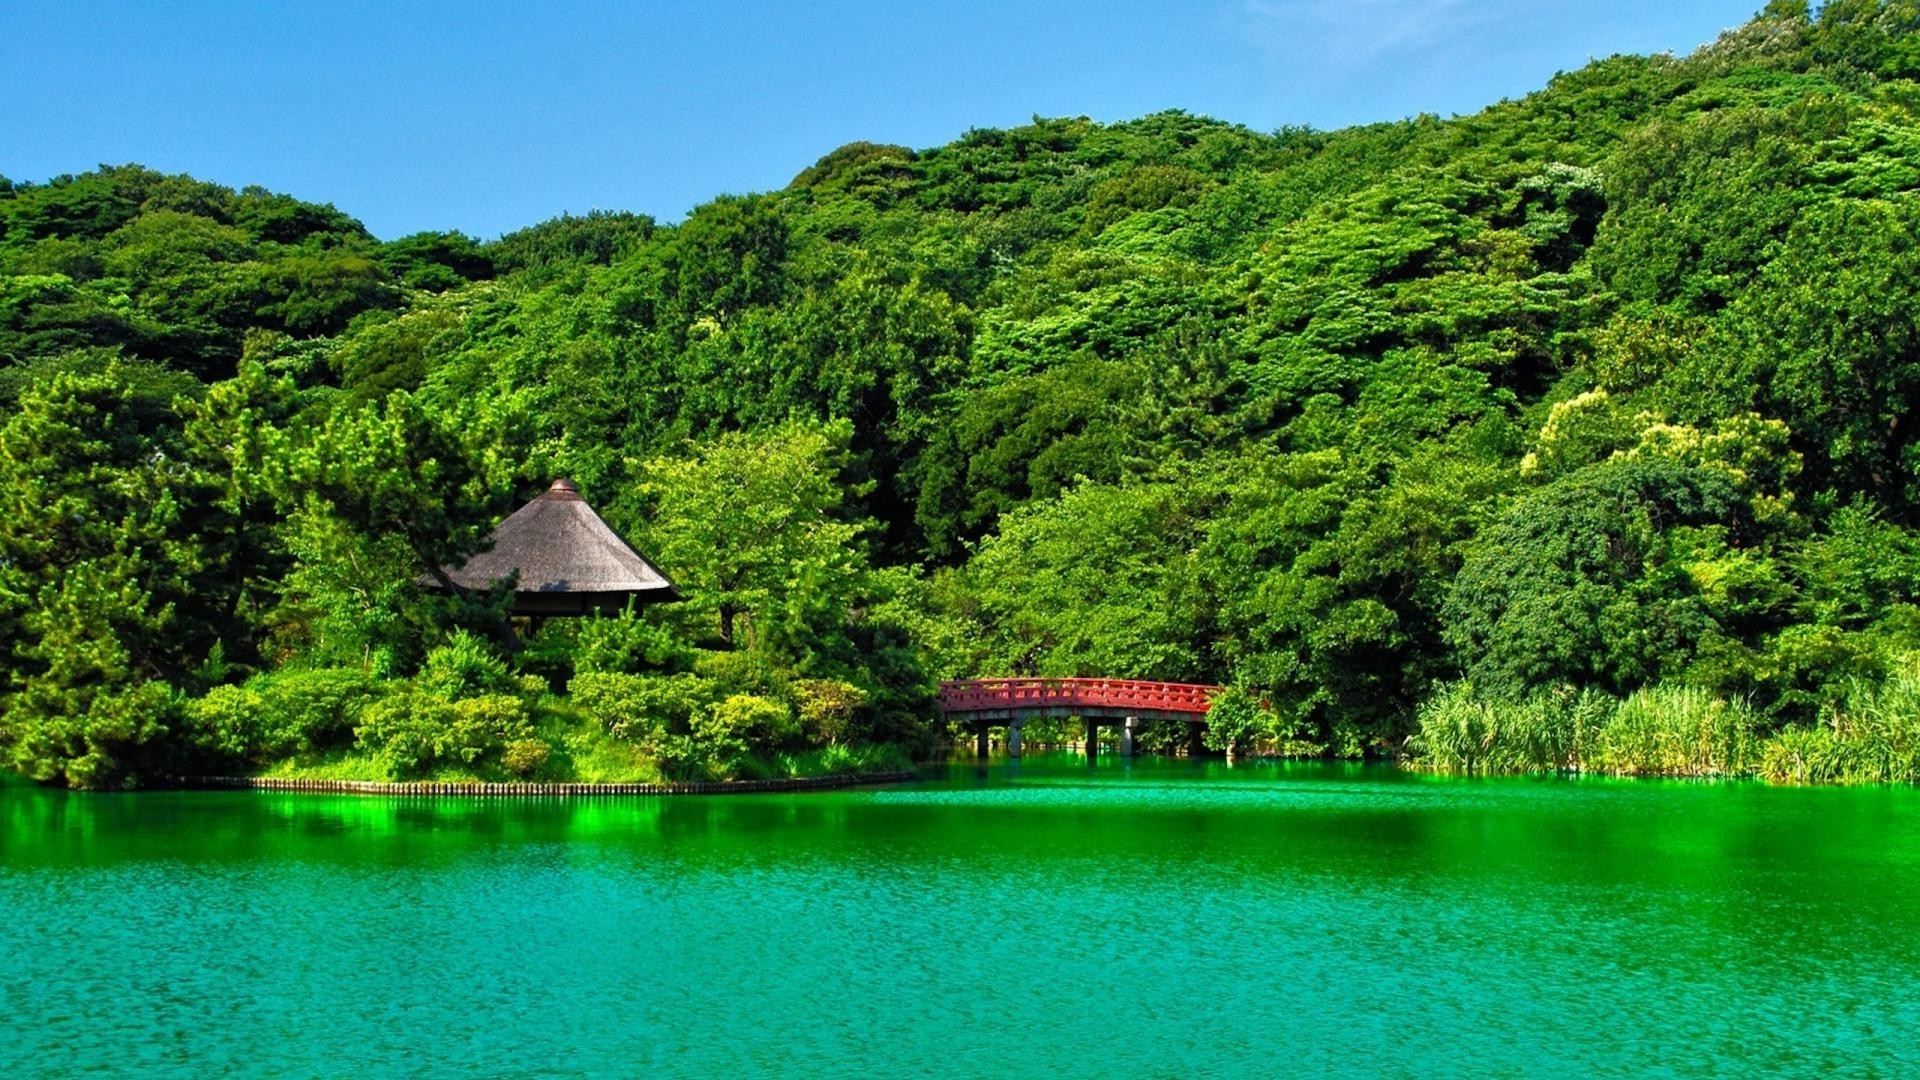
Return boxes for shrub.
[698,693,799,758]
[792,679,868,745]
[353,691,533,778]
[417,631,517,700]
[569,671,715,741]
[644,733,705,781]
[569,609,697,676]
[253,668,382,755]
[501,738,552,777]
[1201,686,1279,756]
[694,649,787,698]
[187,685,269,763]
[185,667,381,764]
[11,681,181,789]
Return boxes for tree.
[268,389,531,656]
[1442,457,1743,695]
[955,477,1210,680]
[635,421,867,652]
[0,363,225,785]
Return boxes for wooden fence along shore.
[177,772,921,797]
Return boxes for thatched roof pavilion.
[439,479,680,616]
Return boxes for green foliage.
[1414,682,1758,776]
[0,363,238,786]
[1443,457,1743,695]
[1597,685,1760,777]
[185,667,381,765]
[566,671,800,779]
[957,476,1208,680]
[566,607,698,676]
[792,679,868,745]
[377,231,493,291]
[489,210,655,276]
[354,692,533,779]
[1199,687,1280,756]
[1761,656,1920,783]
[17,10,1920,783]
[417,631,519,700]
[637,420,868,651]
[569,671,714,742]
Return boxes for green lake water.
[3,754,1918,1078]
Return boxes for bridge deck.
[938,678,1220,722]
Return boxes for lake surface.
[3,755,1918,1078]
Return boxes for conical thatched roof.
[441,479,680,616]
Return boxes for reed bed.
[1413,682,1757,777]
[1414,667,1920,783]
[1759,666,1920,784]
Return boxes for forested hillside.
[7,2,1920,787]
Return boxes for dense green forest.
[7,2,1920,787]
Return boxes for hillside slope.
[6,2,1920,785]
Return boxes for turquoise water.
[4,755,1918,1077]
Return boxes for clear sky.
[3,1,1764,240]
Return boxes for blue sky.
[3,1,1763,240]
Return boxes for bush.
[353,691,533,778]
[644,733,705,781]
[8,681,180,789]
[569,671,715,741]
[185,667,381,764]
[792,678,867,745]
[1201,686,1281,756]
[417,631,518,700]
[693,649,788,698]
[697,693,799,759]
[567,674,799,778]
[187,685,269,763]
[501,738,552,777]
[568,609,697,676]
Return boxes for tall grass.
[1413,682,1756,776]
[1412,682,1612,773]
[1760,664,1920,784]
[1594,686,1758,777]
[773,743,915,777]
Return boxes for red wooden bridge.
[938,678,1224,758]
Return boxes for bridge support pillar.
[1187,721,1205,758]
[1006,721,1022,759]
[1121,716,1138,757]
[975,722,989,760]
[1085,717,1099,760]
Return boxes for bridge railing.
[938,677,1221,716]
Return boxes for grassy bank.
[172,638,923,790]
[252,734,915,786]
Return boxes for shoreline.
[165,771,921,797]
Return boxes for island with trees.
[4,2,1920,789]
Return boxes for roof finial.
[547,478,581,499]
